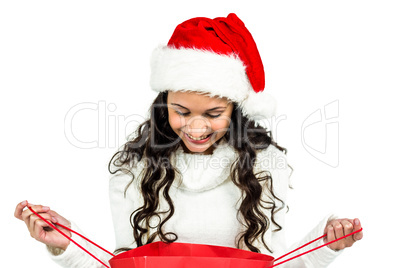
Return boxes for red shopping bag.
[28,207,362,268]
[109,242,274,268]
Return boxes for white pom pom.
[240,90,277,119]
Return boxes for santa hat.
[150,13,276,119]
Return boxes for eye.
[206,113,221,118]
[175,110,190,116]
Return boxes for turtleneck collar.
[171,142,238,192]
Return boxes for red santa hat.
[150,13,276,119]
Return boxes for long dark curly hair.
[109,91,289,253]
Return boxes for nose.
[186,116,210,137]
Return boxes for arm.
[257,145,342,267]
[46,221,114,268]
[47,170,141,267]
[46,170,141,267]
[14,201,113,268]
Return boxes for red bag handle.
[28,207,115,268]
[269,227,363,267]
[28,207,362,268]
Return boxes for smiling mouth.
[185,132,213,141]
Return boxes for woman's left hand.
[323,218,363,251]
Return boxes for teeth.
[187,133,210,141]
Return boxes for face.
[167,91,234,155]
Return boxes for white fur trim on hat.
[150,45,277,118]
[150,46,250,102]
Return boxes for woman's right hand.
[14,201,71,251]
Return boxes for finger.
[47,210,71,228]
[334,223,345,239]
[333,222,345,250]
[46,210,61,220]
[352,218,363,241]
[28,213,44,232]
[327,223,344,251]
[21,205,50,226]
[323,223,332,243]
[14,200,28,220]
[34,217,52,235]
[326,226,335,243]
[340,219,354,246]
[34,212,57,227]
[30,213,56,240]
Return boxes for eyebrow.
[170,103,227,112]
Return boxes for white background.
[1,0,401,267]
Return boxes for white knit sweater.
[48,143,342,267]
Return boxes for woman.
[15,13,363,267]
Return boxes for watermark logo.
[64,101,146,149]
[301,100,339,167]
[63,100,339,168]
[64,101,288,150]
